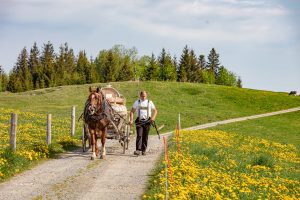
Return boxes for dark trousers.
[135,118,150,152]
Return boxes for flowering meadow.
[0,108,81,181]
[144,130,299,199]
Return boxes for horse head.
[87,87,103,115]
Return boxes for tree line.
[0,42,242,92]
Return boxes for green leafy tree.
[94,50,108,83]
[201,69,215,84]
[89,57,99,83]
[137,55,150,81]
[75,50,91,84]
[216,66,237,86]
[103,50,117,82]
[164,54,177,81]
[117,55,134,81]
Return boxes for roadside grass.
[144,130,299,199]
[209,111,300,150]
[144,112,300,199]
[0,108,81,182]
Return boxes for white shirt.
[132,99,155,120]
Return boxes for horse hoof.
[100,155,106,159]
[91,156,95,160]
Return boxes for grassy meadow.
[0,81,299,133]
[209,111,300,149]
[0,81,299,182]
[145,110,300,199]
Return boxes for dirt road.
[0,107,299,200]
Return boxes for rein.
[135,119,161,139]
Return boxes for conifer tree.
[103,50,117,82]
[198,54,206,70]
[145,53,158,80]
[237,77,242,88]
[76,50,91,84]
[178,45,189,82]
[0,66,8,92]
[64,44,77,84]
[158,48,167,81]
[29,42,42,89]
[55,44,66,85]
[207,48,220,77]
[7,47,32,92]
[40,41,56,87]
[189,49,199,82]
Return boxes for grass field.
[144,111,300,199]
[0,81,299,133]
[209,111,300,150]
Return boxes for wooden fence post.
[71,106,75,136]
[47,114,52,145]
[10,113,17,151]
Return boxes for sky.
[0,0,299,93]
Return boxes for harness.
[82,92,110,123]
[138,99,150,121]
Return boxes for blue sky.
[0,0,299,92]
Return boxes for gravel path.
[0,107,299,200]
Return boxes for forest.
[0,42,242,92]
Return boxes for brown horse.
[84,87,111,160]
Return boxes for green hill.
[0,81,299,133]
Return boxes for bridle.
[86,92,103,116]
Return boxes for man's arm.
[129,107,136,126]
[151,108,157,121]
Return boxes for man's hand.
[150,117,155,123]
[129,120,133,127]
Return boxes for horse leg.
[95,133,99,157]
[90,130,96,160]
[100,131,106,159]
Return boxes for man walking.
[129,91,157,156]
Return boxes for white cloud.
[1,0,292,43]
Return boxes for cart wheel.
[122,136,126,154]
[82,125,86,152]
